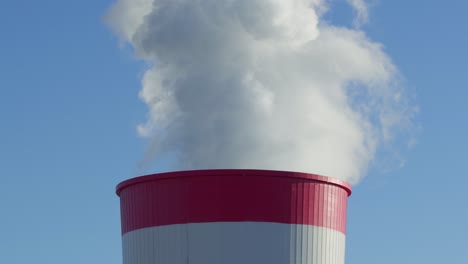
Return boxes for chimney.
[116,169,351,264]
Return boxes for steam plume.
[106,0,415,184]
[346,0,369,27]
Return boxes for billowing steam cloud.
[106,0,415,184]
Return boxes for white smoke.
[346,0,369,27]
[106,0,415,184]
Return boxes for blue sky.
[1,1,467,263]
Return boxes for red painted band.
[117,170,351,235]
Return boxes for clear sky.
[1,1,467,263]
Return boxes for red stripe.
[117,170,351,235]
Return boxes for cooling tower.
[116,169,352,264]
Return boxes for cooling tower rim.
[116,169,351,197]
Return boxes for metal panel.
[118,170,350,235]
[117,170,351,264]
[123,222,346,264]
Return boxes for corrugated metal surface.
[118,170,350,234]
[123,222,346,264]
[117,170,351,264]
